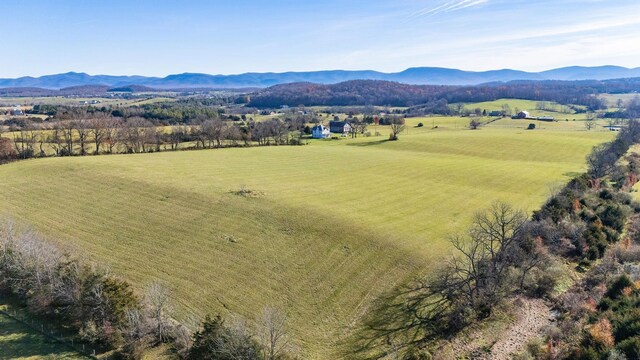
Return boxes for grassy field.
[459,98,589,120]
[0,306,85,359]
[0,118,613,358]
[600,93,640,108]
[0,96,177,109]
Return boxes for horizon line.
[1,64,639,79]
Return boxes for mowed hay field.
[0,124,613,358]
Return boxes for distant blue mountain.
[2,66,640,89]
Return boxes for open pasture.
[0,96,177,109]
[0,120,613,358]
[600,93,640,108]
[460,98,589,120]
[0,97,123,107]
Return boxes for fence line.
[0,307,99,359]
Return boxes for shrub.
[417,122,424,128]
[0,138,17,161]
[527,123,536,130]
[606,275,634,300]
[189,315,260,360]
[599,204,627,232]
[528,272,557,298]
[588,318,615,349]
[600,189,615,200]
[617,337,640,358]
[572,346,600,360]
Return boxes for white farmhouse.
[312,124,331,139]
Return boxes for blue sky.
[1,0,639,77]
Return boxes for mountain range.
[2,66,640,89]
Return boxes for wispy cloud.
[411,0,488,18]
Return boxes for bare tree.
[389,117,405,141]
[227,125,243,146]
[104,117,122,154]
[50,124,65,156]
[61,121,76,155]
[145,282,173,343]
[287,117,306,143]
[141,126,160,152]
[587,143,619,178]
[270,120,289,145]
[349,118,368,138]
[75,119,90,155]
[169,126,186,151]
[431,202,527,317]
[120,117,152,153]
[258,307,292,360]
[501,104,512,117]
[470,202,527,297]
[201,119,226,148]
[12,121,37,158]
[585,112,597,131]
[89,115,110,154]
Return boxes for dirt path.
[442,297,554,359]
[483,298,553,359]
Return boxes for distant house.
[489,110,504,117]
[311,124,331,139]
[513,110,531,119]
[604,125,624,132]
[329,121,352,135]
[10,108,24,116]
[536,116,555,121]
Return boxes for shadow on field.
[346,139,390,147]
[342,280,438,359]
[0,313,81,359]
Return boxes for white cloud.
[411,0,489,17]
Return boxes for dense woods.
[246,78,640,109]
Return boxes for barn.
[329,121,352,135]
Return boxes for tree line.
[25,97,234,125]
[1,113,306,162]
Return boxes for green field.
[459,98,589,120]
[0,308,84,359]
[0,120,613,358]
[600,93,640,108]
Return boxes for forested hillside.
[247,78,640,108]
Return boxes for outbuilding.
[329,121,352,135]
[514,110,531,119]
